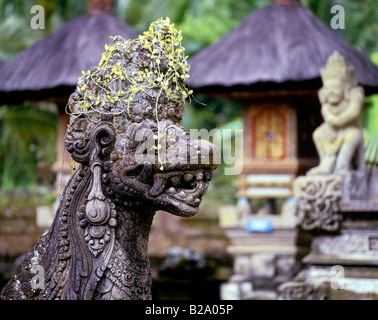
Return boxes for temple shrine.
[189,0,378,299]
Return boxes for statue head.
[64,18,219,219]
[320,51,358,105]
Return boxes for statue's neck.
[68,165,156,263]
[114,205,156,264]
[61,165,156,299]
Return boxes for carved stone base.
[279,266,378,300]
[279,214,378,300]
[294,171,369,232]
[294,175,342,231]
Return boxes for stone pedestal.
[278,171,378,300]
[279,213,378,300]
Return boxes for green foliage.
[0,0,85,61]
[302,0,378,57]
[361,52,378,166]
[0,104,57,190]
[182,95,242,131]
[117,0,271,56]
[0,13,42,61]
[361,53,378,134]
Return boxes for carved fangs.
[146,169,211,207]
[149,178,167,197]
[138,161,153,184]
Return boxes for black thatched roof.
[0,13,138,104]
[189,3,378,95]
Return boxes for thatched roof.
[0,14,138,104]
[189,3,378,95]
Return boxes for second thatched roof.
[188,3,378,95]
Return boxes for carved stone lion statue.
[1,19,219,300]
[308,51,365,175]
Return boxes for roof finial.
[87,0,114,15]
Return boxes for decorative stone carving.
[294,175,342,232]
[308,51,366,176]
[302,231,378,264]
[1,19,219,300]
[278,281,327,300]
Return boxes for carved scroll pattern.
[79,121,117,257]
[294,175,342,232]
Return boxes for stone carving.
[294,175,342,232]
[315,233,369,255]
[1,19,219,300]
[278,281,327,300]
[293,52,369,232]
[308,51,366,176]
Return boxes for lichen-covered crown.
[65,17,219,218]
[67,17,192,130]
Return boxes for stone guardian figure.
[308,51,365,175]
[294,52,368,232]
[1,18,219,300]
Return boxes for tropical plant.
[0,103,57,190]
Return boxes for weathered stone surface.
[294,175,342,232]
[1,19,218,300]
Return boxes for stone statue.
[1,18,219,300]
[308,51,365,175]
[294,52,368,232]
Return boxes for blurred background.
[0,0,377,299]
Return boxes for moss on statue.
[68,18,193,170]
